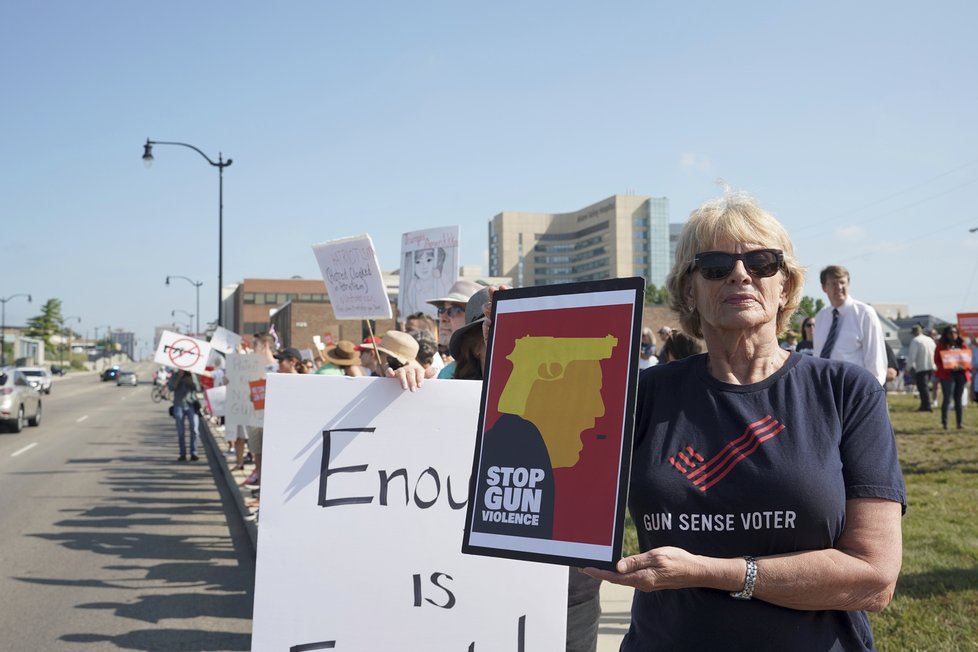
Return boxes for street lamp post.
[143,139,232,328]
[172,310,194,334]
[166,276,203,336]
[1,294,32,367]
[60,315,81,367]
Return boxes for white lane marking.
[76,415,88,423]
[12,443,38,457]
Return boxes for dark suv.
[101,366,120,382]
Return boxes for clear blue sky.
[3,1,977,355]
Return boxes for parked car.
[101,366,120,382]
[0,366,42,432]
[50,365,67,377]
[116,370,138,387]
[18,367,52,394]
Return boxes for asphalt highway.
[0,363,254,651]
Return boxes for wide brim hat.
[373,330,420,365]
[449,287,491,359]
[323,340,361,366]
[426,279,483,307]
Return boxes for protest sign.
[209,326,243,354]
[224,353,269,432]
[204,385,226,417]
[312,234,392,319]
[463,278,645,570]
[252,375,566,651]
[399,225,460,318]
[153,330,213,376]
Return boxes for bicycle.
[151,384,171,403]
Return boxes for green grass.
[621,393,978,651]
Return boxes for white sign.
[312,234,392,319]
[204,385,226,417]
[399,225,461,318]
[153,330,213,375]
[252,376,566,651]
[224,353,268,432]
[209,326,242,354]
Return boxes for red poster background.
[484,303,634,546]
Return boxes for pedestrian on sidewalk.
[169,370,201,462]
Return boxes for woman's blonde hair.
[666,192,805,338]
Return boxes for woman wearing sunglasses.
[585,192,905,651]
[796,317,816,355]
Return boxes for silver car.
[0,367,42,432]
[116,370,138,387]
[18,366,52,394]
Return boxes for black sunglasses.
[690,249,784,281]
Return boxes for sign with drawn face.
[463,278,645,570]
[153,330,212,375]
[398,225,460,319]
[312,234,392,320]
[252,375,566,651]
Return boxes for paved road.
[0,364,254,651]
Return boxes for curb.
[200,417,259,555]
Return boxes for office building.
[488,194,670,288]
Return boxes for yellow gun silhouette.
[498,335,618,415]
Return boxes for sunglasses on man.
[437,305,465,317]
[690,249,784,281]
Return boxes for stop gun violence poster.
[463,278,645,570]
[251,375,566,651]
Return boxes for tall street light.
[0,294,32,367]
[60,316,81,367]
[166,275,203,335]
[172,310,194,334]
[143,138,232,328]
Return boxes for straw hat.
[373,330,419,365]
[323,340,361,366]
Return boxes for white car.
[116,370,138,386]
[18,367,52,394]
[0,367,42,432]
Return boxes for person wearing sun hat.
[316,340,364,377]
[427,279,483,358]
[355,335,384,376]
[372,330,420,373]
[439,287,492,380]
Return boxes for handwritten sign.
[224,353,269,432]
[153,330,213,375]
[312,234,392,320]
[399,225,460,318]
[209,326,243,354]
[252,375,566,651]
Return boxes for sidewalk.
[198,415,629,649]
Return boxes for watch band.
[730,555,757,600]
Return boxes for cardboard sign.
[252,375,566,651]
[463,278,645,570]
[204,385,226,417]
[957,313,978,338]
[312,234,392,320]
[224,353,269,432]
[399,225,461,319]
[153,330,213,375]
[940,347,972,371]
[209,326,243,354]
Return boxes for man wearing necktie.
[813,265,888,385]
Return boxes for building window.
[243,293,256,305]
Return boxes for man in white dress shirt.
[813,265,888,385]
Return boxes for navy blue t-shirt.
[623,353,906,651]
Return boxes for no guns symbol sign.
[154,331,213,376]
[166,338,201,369]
